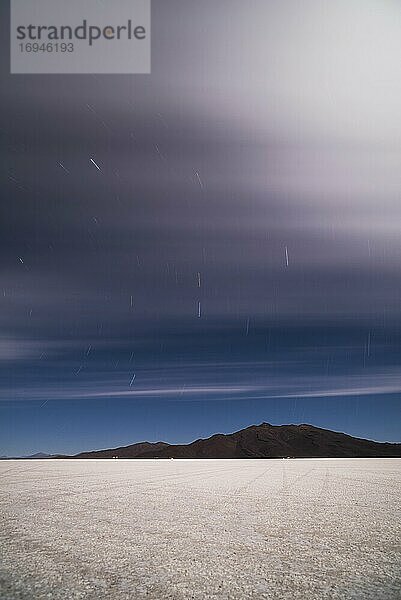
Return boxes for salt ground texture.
[1,458,400,599]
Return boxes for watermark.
[10,0,151,74]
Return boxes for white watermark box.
[10,0,151,74]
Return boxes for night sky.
[2,0,401,455]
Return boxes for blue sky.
[1,320,401,455]
[2,394,401,457]
[1,1,401,455]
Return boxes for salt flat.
[1,459,400,599]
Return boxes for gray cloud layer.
[1,0,401,405]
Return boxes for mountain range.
[67,423,401,459]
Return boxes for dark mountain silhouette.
[67,423,401,459]
[73,441,169,459]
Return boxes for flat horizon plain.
[1,458,400,599]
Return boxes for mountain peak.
[25,452,52,459]
[66,423,401,459]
